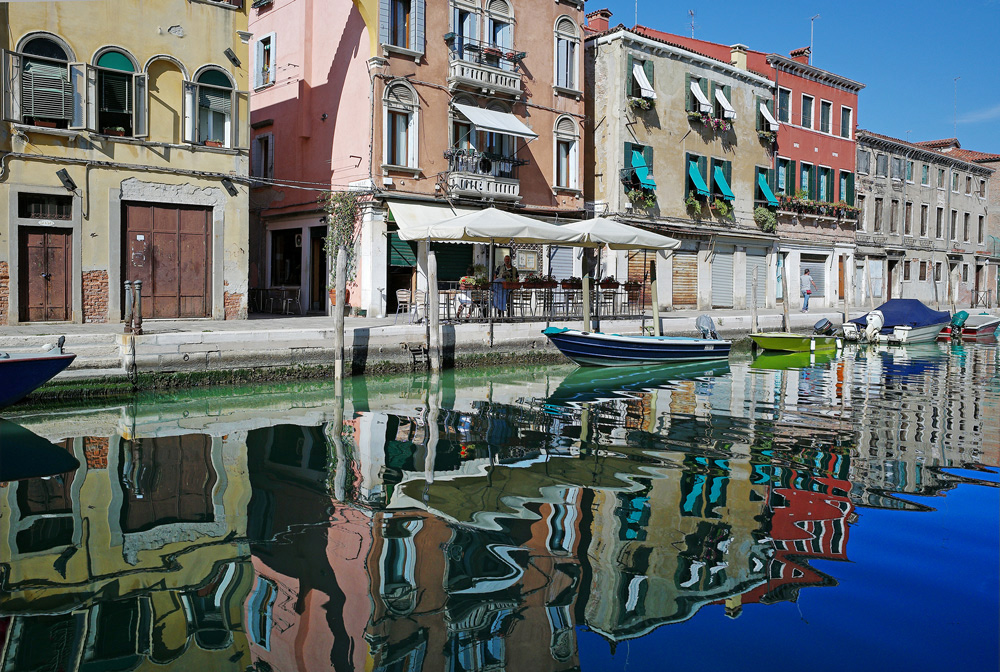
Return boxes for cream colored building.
[0,0,250,325]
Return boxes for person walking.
[800,268,817,312]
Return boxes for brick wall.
[224,290,246,320]
[83,270,109,323]
[0,261,8,326]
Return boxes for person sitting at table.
[456,266,476,320]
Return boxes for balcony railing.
[445,35,523,96]
[445,148,526,201]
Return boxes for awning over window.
[453,103,538,140]
[759,103,779,131]
[688,160,709,197]
[713,166,735,201]
[631,150,656,189]
[714,88,736,119]
[632,63,656,99]
[758,173,779,207]
[690,80,711,113]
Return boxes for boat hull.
[749,332,839,353]
[937,315,1000,341]
[0,353,76,408]
[543,327,730,367]
[884,322,949,344]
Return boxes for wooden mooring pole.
[428,251,441,373]
[334,247,346,380]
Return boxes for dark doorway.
[309,226,327,312]
[19,227,72,322]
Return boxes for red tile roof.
[947,148,1000,163]
[860,130,997,171]
[630,26,774,78]
[915,138,960,149]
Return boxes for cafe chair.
[394,289,412,324]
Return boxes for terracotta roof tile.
[947,148,1000,163]
[915,138,960,149]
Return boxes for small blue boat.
[543,327,730,367]
[0,340,76,408]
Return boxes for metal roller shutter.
[548,246,574,281]
[388,232,417,267]
[800,255,826,297]
[672,251,697,307]
[430,242,472,281]
[745,248,767,308]
[711,245,735,307]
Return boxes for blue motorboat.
[0,338,76,408]
[543,326,731,367]
[844,299,950,344]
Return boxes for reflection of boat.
[749,332,839,352]
[0,419,80,481]
[543,327,730,367]
[546,359,731,406]
[844,299,950,344]
[0,338,76,408]
[938,313,1000,341]
[750,350,837,371]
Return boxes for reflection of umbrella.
[545,360,730,408]
[559,217,680,250]
[0,419,80,481]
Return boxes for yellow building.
[0,0,250,325]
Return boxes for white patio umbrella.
[559,217,680,250]
[396,206,587,245]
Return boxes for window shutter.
[68,62,87,129]
[626,54,634,97]
[556,116,575,135]
[643,59,654,88]
[767,167,776,194]
[809,165,817,200]
[268,34,277,85]
[1,50,22,122]
[684,72,692,112]
[643,145,653,180]
[755,96,762,131]
[100,70,132,113]
[378,0,390,46]
[254,40,262,88]
[788,160,796,195]
[724,160,732,192]
[697,155,707,185]
[251,136,261,177]
[846,172,855,206]
[266,136,274,177]
[234,89,249,150]
[133,72,148,137]
[412,0,426,55]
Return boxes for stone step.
[68,356,124,371]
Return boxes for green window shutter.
[755,96,762,131]
[624,141,633,183]
[388,231,417,267]
[724,160,732,194]
[698,155,708,185]
[767,167,776,192]
[810,165,817,200]
[685,73,692,112]
[643,145,653,171]
[788,160,796,195]
[846,172,855,206]
[626,54,634,98]
[643,59,654,88]
[755,167,764,200]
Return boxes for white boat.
[844,300,950,345]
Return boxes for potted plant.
[754,206,777,233]
[712,197,731,218]
[561,276,582,289]
[103,126,126,137]
[628,97,653,111]
[329,287,351,309]
[522,273,542,288]
[687,110,704,122]
[204,139,224,147]
[539,273,558,289]
[685,191,703,217]
[500,279,522,290]
[598,275,620,289]
[757,129,776,143]
[626,187,657,209]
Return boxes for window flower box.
[561,277,582,289]
[204,140,223,148]
[628,96,653,111]
[103,127,126,137]
[500,281,522,290]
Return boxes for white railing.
[448,60,521,95]
[448,172,520,201]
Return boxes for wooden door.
[838,257,846,300]
[627,250,652,308]
[19,227,72,322]
[886,260,896,300]
[672,252,698,307]
[124,204,212,319]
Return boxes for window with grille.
[18,193,72,220]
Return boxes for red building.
[631,28,865,312]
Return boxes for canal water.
[1,342,997,672]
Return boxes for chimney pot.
[730,43,748,70]
[586,8,613,33]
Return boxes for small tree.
[754,206,777,233]
[319,190,365,287]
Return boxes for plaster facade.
[0,1,250,325]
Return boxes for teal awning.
[688,160,709,197]
[631,150,656,189]
[758,173,779,207]
[713,165,735,201]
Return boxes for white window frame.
[776,86,791,124]
[920,203,928,238]
[839,105,853,139]
[905,160,914,184]
[382,81,419,170]
[980,179,987,198]
[920,164,929,186]
[252,132,274,185]
[800,93,814,129]
[553,16,579,93]
[952,171,960,193]
[857,149,870,175]
[254,32,276,89]
[819,98,832,134]
[553,115,579,191]
[182,69,247,150]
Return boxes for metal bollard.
[123,281,134,333]
[133,280,144,335]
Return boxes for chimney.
[730,44,748,70]
[789,46,811,64]
[586,8,613,33]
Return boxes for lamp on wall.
[56,169,77,192]
[224,48,241,68]
[221,178,239,196]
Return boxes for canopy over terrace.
[559,217,680,250]
[394,206,587,246]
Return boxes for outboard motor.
[950,311,969,341]
[813,318,835,336]
[696,314,719,340]
[863,310,884,343]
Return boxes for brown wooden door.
[838,257,846,299]
[124,203,212,318]
[887,260,896,299]
[19,227,72,322]
[627,250,652,308]
[672,252,698,307]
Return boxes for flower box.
[204,140,223,148]
[103,128,126,137]
[500,281,522,290]
[599,281,620,289]
[561,281,582,289]
[32,119,58,128]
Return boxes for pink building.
[249,0,587,317]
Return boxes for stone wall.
[83,270,109,323]
[0,262,8,326]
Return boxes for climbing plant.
[319,189,366,285]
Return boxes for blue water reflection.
[0,342,997,671]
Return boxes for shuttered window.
[379,0,425,54]
[22,57,73,121]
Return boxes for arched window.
[383,81,418,169]
[94,49,147,137]
[183,68,245,149]
[554,16,579,91]
[14,36,73,128]
[553,115,579,190]
[485,0,514,71]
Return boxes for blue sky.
[596,0,1000,152]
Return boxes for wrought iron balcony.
[445,148,527,201]
[445,35,523,96]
